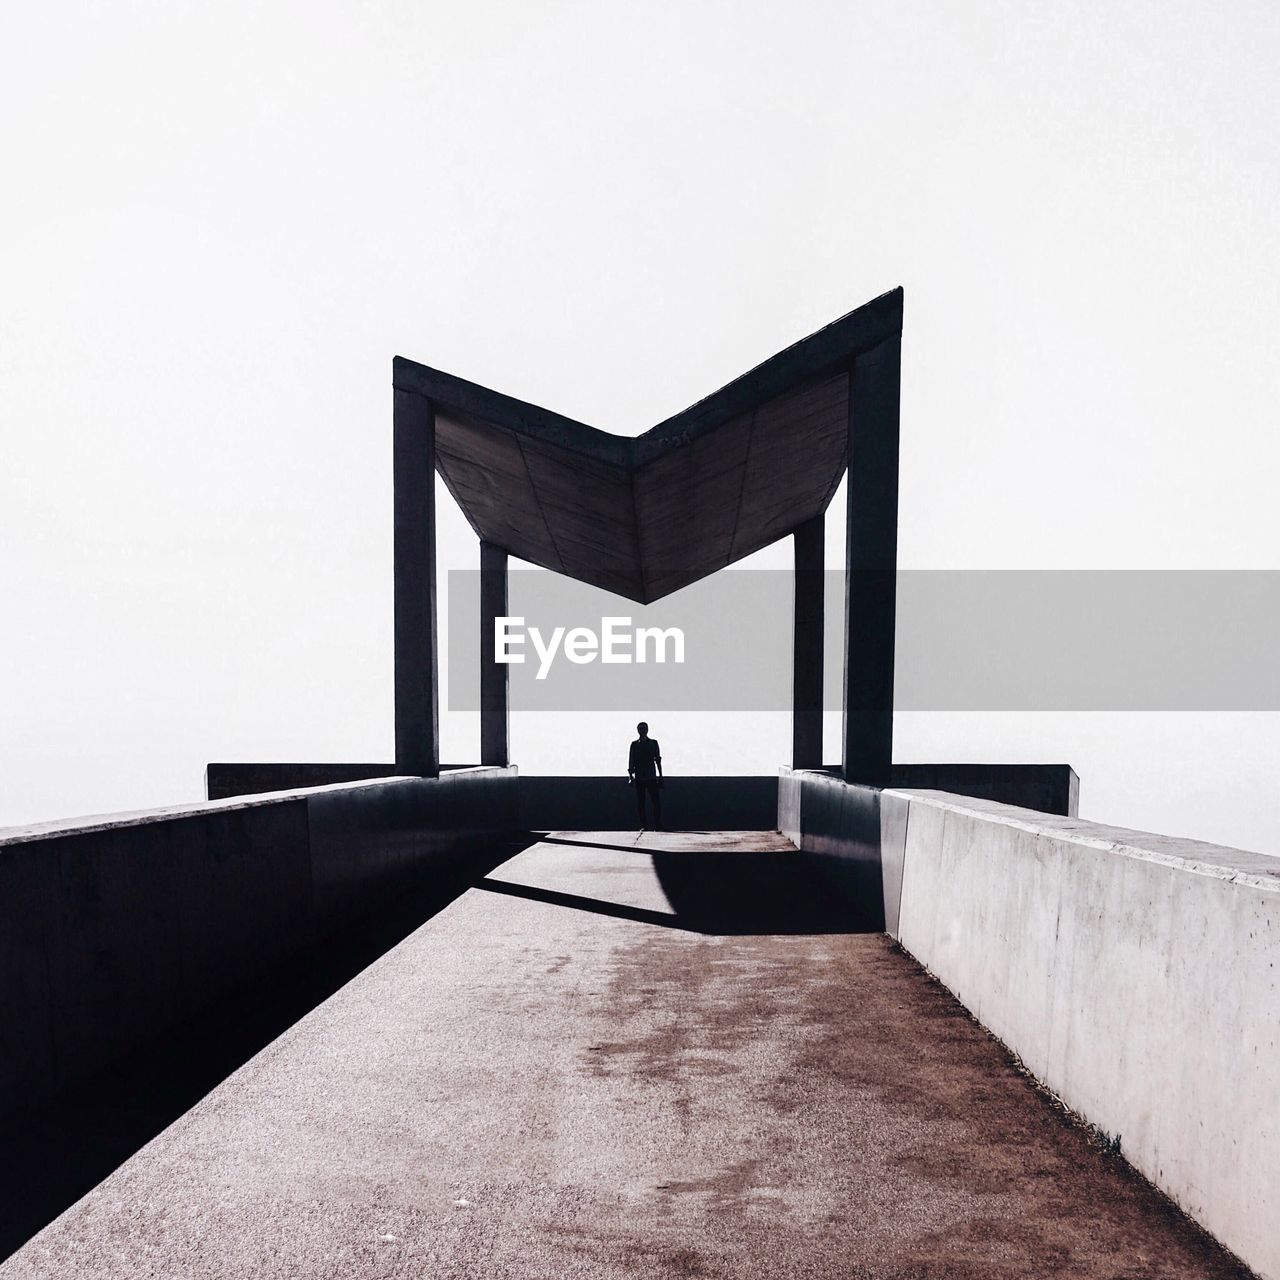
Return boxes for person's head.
[636,721,649,738]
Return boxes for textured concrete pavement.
[2,832,1248,1278]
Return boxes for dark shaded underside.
[397,289,902,601]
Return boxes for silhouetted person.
[628,721,663,830]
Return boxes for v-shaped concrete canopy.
[392,288,903,604]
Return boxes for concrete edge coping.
[0,766,513,850]
[884,788,1280,894]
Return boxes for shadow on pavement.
[652,849,881,933]
[537,833,720,857]
[481,846,879,936]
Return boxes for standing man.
[628,721,663,831]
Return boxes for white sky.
[2,0,1279,849]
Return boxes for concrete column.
[393,383,439,776]
[792,513,824,769]
[480,540,510,767]
[842,334,901,786]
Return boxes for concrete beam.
[403,290,905,606]
[480,541,510,767]
[393,384,439,776]
[842,335,901,786]
[791,514,824,769]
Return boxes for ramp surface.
[2,832,1247,1278]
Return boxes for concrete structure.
[206,763,1077,824]
[518,774,780,832]
[0,832,1252,1280]
[791,513,824,769]
[779,764,1079,931]
[842,331,901,785]
[205,762,404,799]
[892,792,1280,1280]
[392,386,439,776]
[0,768,514,1126]
[391,289,904,781]
[782,770,1279,1280]
[7,292,1270,1277]
[479,540,510,766]
[887,761,1079,816]
[5,766,1273,1274]
[222,290,1071,804]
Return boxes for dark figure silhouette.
[628,721,663,830]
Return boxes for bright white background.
[2,1,1278,849]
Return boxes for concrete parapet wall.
[204,763,479,801]
[520,775,779,832]
[0,768,517,1127]
[789,763,1079,818]
[205,763,402,799]
[889,790,1280,1279]
[889,762,1078,817]
[778,762,1075,932]
[782,767,1280,1278]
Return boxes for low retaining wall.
[210,765,1073,831]
[204,763,477,801]
[889,762,1077,816]
[783,763,1078,819]
[0,767,517,1127]
[893,792,1279,1280]
[781,769,1280,1279]
[519,775,778,831]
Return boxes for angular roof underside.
[393,287,903,604]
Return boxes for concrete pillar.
[393,383,439,776]
[792,513,824,769]
[480,540,510,767]
[842,334,901,786]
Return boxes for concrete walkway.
[3,832,1248,1279]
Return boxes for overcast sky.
[2,0,1279,849]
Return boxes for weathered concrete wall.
[0,768,517,1126]
[787,769,1279,1280]
[520,775,778,832]
[887,790,1280,1280]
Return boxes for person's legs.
[651,784,662,831]
[635,780,646,826]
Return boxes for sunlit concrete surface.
[2,832,1248,1279]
